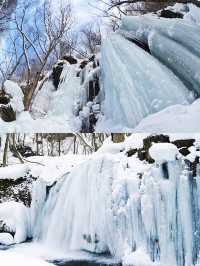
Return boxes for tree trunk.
[11,133,24,164]
[3,134,9,167]
[111,133,125,143]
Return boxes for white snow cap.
[149,143,179,162]
[3,80,24,113]
[0,202,30,244]
[0,233,14,246]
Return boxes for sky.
[73,0,103,26]
[0,0,104,67]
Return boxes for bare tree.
[94,0,200,27]
[0,0,17,33]
[0,0,73,110]
[80,23,102,55]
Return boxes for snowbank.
[3,80,24,113]
[0,233,14,246]
[0,250,54,266]
[0,202,30,244]
[0,111,79,133]
[134,99,200,133]
[123,248,156,266]
[149,143,179,162]
[0,164,30,180]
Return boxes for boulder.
[52,63,64,89]
[0,221,15,238]
[62,55,78,65]
[0,105,16,122]
[0,176,33,207]
[160,9,183,18]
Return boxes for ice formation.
[28,140,200,266]
[120,16,200,95]
[101,33,191,128]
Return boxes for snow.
[3,80,24,113]
[30,64,83,132]
[0,111,79,133]
[149,143,179,162]
[36,155,88,184]
[134,99,200,133]
[0,233,14,246]
[96,137,124,154]
[0,202,30,244]
[0,164,30,180]
[31,81,55,119]
[0,250,54,266]
[123,248,157,266]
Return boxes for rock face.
[159,9,183,18]
[0,90,16,122]
[0,105,16,122]
[0,221,15,238]
[52,62,65,89]
[0,174,35,207]
[127,135,197,164]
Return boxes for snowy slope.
[134,99,200,133]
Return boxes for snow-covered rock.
[0,202,30,244]
[149,143,179,162]
[0,165,34,206]
[3,80,24,113]
[0,233,14,246]
[0,165,30,180]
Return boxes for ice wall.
[101,33,191,128]
[30,152,200,266]
[120,16,200,96]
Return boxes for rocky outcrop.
[0,90,16,122]
[127,135,198,165]
[0,221,15,238]
[9,145,36,158]
[160,9,183,18]
[0,174,35,207]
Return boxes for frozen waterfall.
[120,16,200,96]
[101,33,192,128]
[30,153,200,266]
